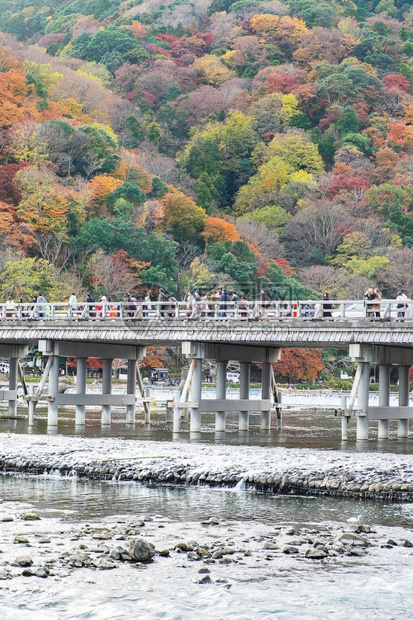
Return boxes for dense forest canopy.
[0,0,412,310]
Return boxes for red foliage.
[325,174,371,198]
[274,348,324,382]
[382,74,410,93]
[141,90,157,108]
[0,162,31,206]
[275,258,296,276]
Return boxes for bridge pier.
[0,345,28,418]
[8,356,18,417]
[190,358,202,434]
[48,355,60,427]
[349,345,413,441]
[126,358,137,424]
[239,362,250,431]
[75,357,87,425]
[398,365,409,438]
[378,364,390,439]
[215,360,227,432]
[181,342,280,435]
[38,341,145,428]
[261,362,271,430]
[101,359,113,425]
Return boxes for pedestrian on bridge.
[37,294,47,318]
[322,292,333,319]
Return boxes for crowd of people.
[0,288,410,320]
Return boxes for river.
[1,408,413,618]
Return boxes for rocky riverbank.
[0,500,412,584]
[1,433,413,503]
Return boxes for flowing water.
[1,408,413,618]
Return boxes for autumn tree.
[202,216,240,245]
[162,192,207,242]
[273,348,324,382]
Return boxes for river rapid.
[1,410,413,619]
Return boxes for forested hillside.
[0,0,412,303]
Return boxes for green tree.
[335,107,360,135]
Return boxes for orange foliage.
[0,70,32,128]
[140,346,167,369]
[202,216,240,244]
[124,21,147,39]
[387,122,413,150]
[89,174,123,215]
[274,348,323,382]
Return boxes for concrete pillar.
[398,365,410,438]
[356,361,369,440]
[189,359,202,433]
[8,356,18,416]
[378,364,390,439]
[215,360,227,432]
[126,358,136,424]
[48,355,60,427]
[340,395,347,440]
[75,357,87,426]
[173,388,181,433]
[261,362,271,430]
[239,362,250,431]
[144,386,151,423]
[101,358,112,425]
[28,384,35,426]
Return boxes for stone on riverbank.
[13,555,33,567]
[21,513,41,521]
[128,538,155,563]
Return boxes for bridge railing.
[0,299,410,322]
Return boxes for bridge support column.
[398,365,410,438]
[190,359,202,433]
[239,362,250,431]
[356,362,369,440]
[261,362,271,430]
[8,356,18,417]
[75,357,87,426]
[378,364,390,439]
[101,359,112,425]
[215,360,227,432]
[126,358,136,424]
[48,355,60,427]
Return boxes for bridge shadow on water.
[1,408,413,455]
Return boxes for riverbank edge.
[2,456,413,504]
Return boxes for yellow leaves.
[86,121,118,146]
[235,156,291,213]
[264,131,324,174]
[8,121,48,164]
[23,61,62,96]
[221,50,236,69]
[193,55,236,86]
[15,166,72,237]
[250,14,308,43]
[280,93,299,123]
[251,14,280,36]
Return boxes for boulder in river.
[21,513,41,521]
[128,538,155,563]
[13,556,33,567]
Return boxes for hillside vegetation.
[0,0,412,303]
